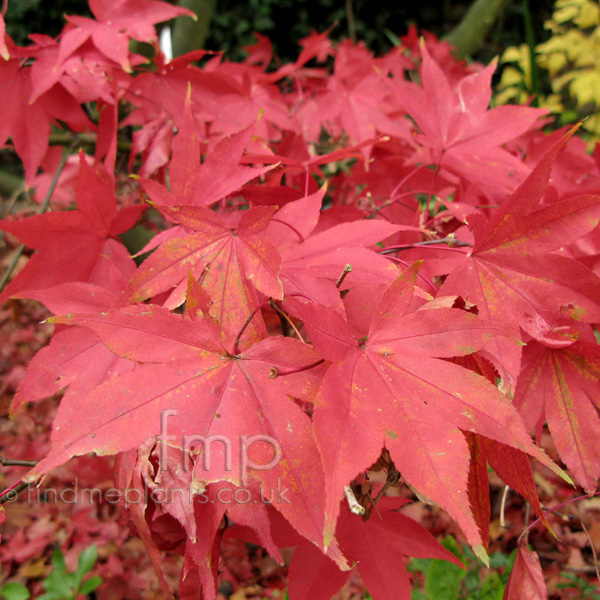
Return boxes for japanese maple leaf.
[297,264,566,554]
[465,433,550,550]
[117,444,282,600]
[396,43,546,199]
[440,127,600,382]
[302,41,411,151]
[514,337,600,492]
[28,282,342,563]
[0,55,92,183]
[288,497,463,600]
[503,545,547,600]
[0,153,142,303]
[127,204,282,348]
[12,278,137,415]
[138,95,275,209]
[265,190,414,314]
[55,0,194,73]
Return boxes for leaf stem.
[269,217,305,242]
[270,301,305,342]
[385,255,438,294]
[517,490,600,546]
[233,302,270,355]
[269,358,324,378]
[363,460,400,521]
[335,264,353,288]
[379,237,471,255]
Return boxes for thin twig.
[0,457,38,467]
[270,302,305,343]
[0,479,30,504]
[335,264,353,289]
[233,302,269,355]
[363,461,400,521]
[499,485,510,528]
[345,0,356,42]
[577,511,600,583]
[518,490,600,545]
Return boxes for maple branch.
[0,479,30,504]
[0,457,38,467]
[0,150,70,294]
[345,0,356,42]
[49,132,132,153]
[499,485,510,528]
[335,264,353,289]
[443,0,511,58]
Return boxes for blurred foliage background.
[4,0,600,145]
[4,0,554,63]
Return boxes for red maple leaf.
[440,127,600,382]
[55,0,194,73]
[296,264,566,554]
[514,336,600,492]
[288,497,463,600]
[12,278,136,414]
[0,50,92,183]
[0,153,142,303]
[503,544,547,600]
[127,204,282,346]
[28,280,343,563]
[395,43,547,199]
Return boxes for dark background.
[4,0,554,64]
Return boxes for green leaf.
[0,582,30,600]
[79,575,102,595]
[42,570,73,598]
[422,538,465,600]
[478,572,505,600]
[75,545,97,582]
[50,548,67,575]
[424,558,465,600]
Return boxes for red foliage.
[1,2,600,598]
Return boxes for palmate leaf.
[395,43,547,200]
[0,153,142,303]
[296,264,568,554]
[440,127,600,383]
[514,338,600,492]
[288,498,462,600]
[126,204,282,348]
[29,289,344,567]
